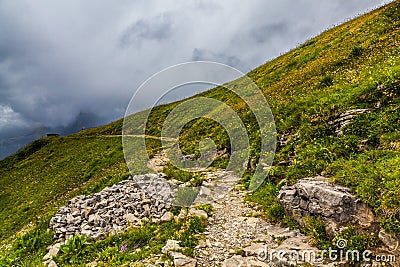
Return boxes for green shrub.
[351,45,363,57]
[303,217,331,250]
[381,214,400,234]
[320,75,334,88]
[57,235,88,264]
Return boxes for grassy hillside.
[0,136,129,240]
[0,1,399,264]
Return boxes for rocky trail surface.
[194,185,320,267]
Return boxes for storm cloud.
[0,0,392,159]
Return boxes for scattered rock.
[43,242,61,260]
[222,255,268,267]
[189,208,208,219]
[266,226,300,239]
[124,213,139,224]
[379,230,399,251]
[160,211,174,222]
[169,251,197,267]
[275,236,317,252]
[193,171,239,204]
[162,240,181,254]
[175,209,188,222]
[243,243,266,257]
[147,150,170,172]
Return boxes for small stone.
[189,208,208,219]
[124,213,138,224]
[81,229,93,237]
[86,261,98,267]
[197,239,207,248]
[88,214,99,224]
[246,217,260,227]
[160,211,174,222]
[43,243,61,260]
[92,232,104,240]
[169,252,197,267]
[379,230,399,251]
[162,240,181,254]
[243,243,266,257]
[222,255,268,267]
[276,236,317,252]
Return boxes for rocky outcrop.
[278,176,377,232]
[49,174,175,241]
[328,109,371,135]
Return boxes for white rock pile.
[49,173,176,241]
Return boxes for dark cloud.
[50,112,105,135]
[192,48,244,70]
[250,22,289,44]
[0,0,392,159]
[120,13,174,47]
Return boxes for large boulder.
[278,176,377,232]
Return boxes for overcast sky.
[0,0,392,159]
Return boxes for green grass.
[0,135,143,242]
[1,0,400,261]
[0,213,207,266]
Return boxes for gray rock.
[49,174,177,241]
[328,109,371,135]
[88,214,100,225]
[379,230,399,251]
[124,213,138,224]
[43,243,61,260]
[189,208,208,219]
[275,236,317,252]
[162,239,181,254]
[243,243,267,257]
[278,176,376,232]
[160,211,174,222]
[81,229,93,237]
[266,225,299,239]
[169,252,197,267]
[222,255,268,267]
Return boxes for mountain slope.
[0,0,399,260]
